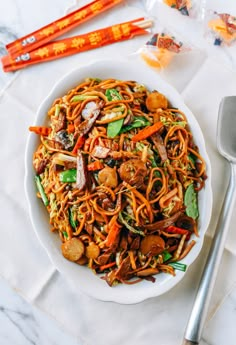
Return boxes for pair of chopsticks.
[1,0,152,72]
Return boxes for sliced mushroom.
[136,267,159,277]
[119,159,147,187]
[61,237,84,262]
[98,167,118,189]
[140,235,165,256]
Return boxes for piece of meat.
[76,152,87,191]
[34,158,48,175]
[92,145,110,159]
[78,100,104,136]
[54,109,66,132]
[151,133,168,162]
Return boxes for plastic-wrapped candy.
[158,0,205,18]
[206,11,236,46]
[140,31,190,69]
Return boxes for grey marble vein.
[0,305,38,345]
[0,26,18,56]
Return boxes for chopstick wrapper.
[6,0,123,59]
[1,0,236,344]
[2,19,151,72]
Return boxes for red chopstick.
[2,18,152,72]
[6,0,123,59]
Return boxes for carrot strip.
[106,221,120,247]
[131,121,163,142]
[67,124,75,133]
[99,261,116,271]
[87,161,104,171]
[29,126,51,136]
[72,135,85,155]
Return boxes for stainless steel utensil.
[182,96,236,345]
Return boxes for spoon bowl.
[217,96,236,163]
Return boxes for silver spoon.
[182,96,236,345]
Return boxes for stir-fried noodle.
[31,78,207,286]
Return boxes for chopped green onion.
[35,175,49,206]
[71,95,98,102]
[169,262,187,272]
[162,250,172,262]
[59,169,77,183]
[68,207,78,229]
[62,231,68,239]
[54,104,60,117]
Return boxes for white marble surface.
[1,0,236,344]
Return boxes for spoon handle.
[183,162,236,344]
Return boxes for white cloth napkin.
[1,0,236,344]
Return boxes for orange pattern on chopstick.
[2,19,152,72]
[6,0,123,59]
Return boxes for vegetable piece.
[61,237,84,262]
[184,184,199,219]
[99,261,116,271]
[144,209,183,231]
[106,222,120,247]
[62,231,68,239]
[29,126,51,136]
[107,118,124,138]
[120,116,150,133]
[71,95,98,102]
[56,130,73,150]
[146,91,168,111]
[131,121,163,142]
[68,207,78,229]
[105,88,122,101]
[168,262,187,272]
[140,235,165,256]
[59,169,76,183]
[105,89,124,138]
[87,161,104,171]
[119,213,145,236]
[67,124,75,133]
[85,242,100,259]
[136,267,159,277]
[98,166,118,188]
[35,175,49,206]
[72,136,85,155]
[119,159,147,187]
[52,153,77,166]
[162,250,172,262]
[76,152,87,191]
[166,225,190,236]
